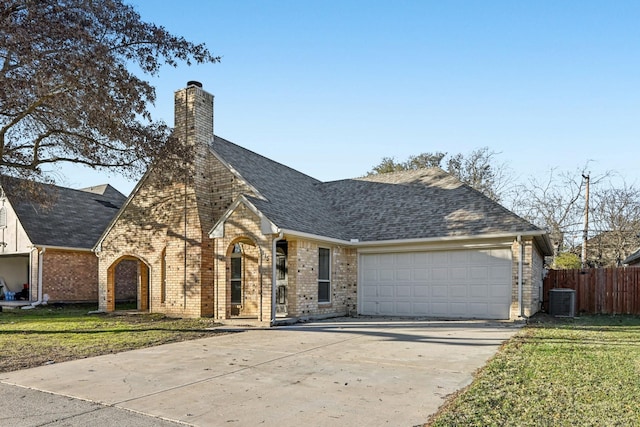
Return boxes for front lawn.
[0,304,224,373]
[428,314,640,426]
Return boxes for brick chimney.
[174,81,214,150]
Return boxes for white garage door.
[359,249,512,319]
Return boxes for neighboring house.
[95,82,553,322]
[623,248,640,266]
[0,178,129,304]
[571,231,640,267]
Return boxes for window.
[0,206,6,229]
[231,244,242,304]
[318,247,331,303]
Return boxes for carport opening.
[0,254,30,302]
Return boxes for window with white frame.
[318,247,330,303]
[0,206,6,229]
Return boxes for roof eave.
[276,229,552,250]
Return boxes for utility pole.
[581,173,590,268]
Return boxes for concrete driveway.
[0,318,521,426]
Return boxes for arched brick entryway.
[106,256,150,312]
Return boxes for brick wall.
[41,249,98,302]
[287,240,357,318]
[510,238,542,318]
[114,259,137,301]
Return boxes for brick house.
[95,82,552,323]
[0,179,129,305]
[623,248,640,266]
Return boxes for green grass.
[0,304,224,373]
[428,315,640,426]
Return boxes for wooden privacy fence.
[543,268,640,315]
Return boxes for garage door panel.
[449,285,468,298]
[379,269,394,281]
[379,285,394,297]
[413,302,429,313]
[470,266,489,280]
[378,302,395,315]
[470,284,489,298]
[432,285,448,297]
[396,268,412,281]
[449,267,468,280]
[396,286,412,297]
[395,302,412,315]
[414,268,428,280]
[414,285,429,297]
[431,302,449,316]
[432,268,448,281]
[360,248,512,319]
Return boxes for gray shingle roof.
[624,248,640,265]
[211,136,345,238]
[210,138,544,243]
[1,177,126,249]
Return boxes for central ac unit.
[548,288,576,317]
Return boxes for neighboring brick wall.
[41,249,98,302]
[114,259,137,301]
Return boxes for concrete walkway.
[0,318,521,426]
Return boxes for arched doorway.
[226,239,261,318]
[106,256,150,312]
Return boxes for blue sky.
[60,0,640,196]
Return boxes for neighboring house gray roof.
[1,177,126,249]
[210,137,549,250]
[624,248,640,265]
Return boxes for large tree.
[0,0,219,185]
[368,147,509,202]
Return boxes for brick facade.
[510,238,545,318]
[287,240,357,318]
[39,249,98,302]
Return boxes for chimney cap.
[187,80,203,88]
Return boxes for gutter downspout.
[517,235,524,318]
[270,232,284,326]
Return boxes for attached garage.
[358,248,512,319]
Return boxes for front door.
[275,246,288,315]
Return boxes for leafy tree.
[368,147,508,201]
[552,252,581,269]
[0,0,219,187]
